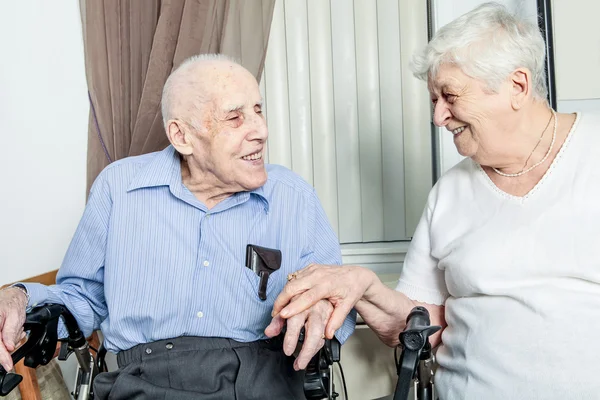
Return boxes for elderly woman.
[266,2,600,399]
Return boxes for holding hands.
[265,264,377,369]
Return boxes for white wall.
[553,0,600,101]
[0,2,89,286]
[553,0,600,114]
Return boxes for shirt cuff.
[395,279,449,306]
[18,282,52,309]
[333,309,357,344]
[17,283,70,338]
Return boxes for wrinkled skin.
[0,288,28,371]
[265,298,333,371]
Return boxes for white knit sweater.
[397,112,600,399]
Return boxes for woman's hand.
[270,264,377,339]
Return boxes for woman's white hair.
[411,2,548,101]
[161,53,239,129]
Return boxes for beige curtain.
[80,0,276,192]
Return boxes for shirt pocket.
[240,261,286,302]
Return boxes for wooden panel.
[331,0,363,243]
[377,0,408,240]
[15,360,42,400]
[307,0,340,235]
[263,0,292,168]
[284,0,314,185]
[1,269,58,289]
[354,0,384,242]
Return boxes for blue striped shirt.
[23,146,356,352]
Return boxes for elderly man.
[0,54,355,399]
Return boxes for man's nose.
[432,101,452,127]
[247,113,268,141]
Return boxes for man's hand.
[265,299,333,371]
[0,288,28,371]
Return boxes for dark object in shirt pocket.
[245,245,282,301]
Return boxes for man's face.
[189,65,268,193]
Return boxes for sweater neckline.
[474,112,581,202]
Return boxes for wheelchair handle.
[394,306,442,400]
[401,307,440,352]
[405,307,430,333]
[0,304,87,397]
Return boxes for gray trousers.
[93,336,306,400]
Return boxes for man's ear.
[509,68,531,110]
[166,120,193,155]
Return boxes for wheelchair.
[0,304,343,400]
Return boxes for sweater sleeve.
[395,203,449,305]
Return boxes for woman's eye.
[445,94,457,103]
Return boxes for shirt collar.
[127,145,270,213]
[242,185,270,214]
[127,145,181,192]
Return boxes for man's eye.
[227,116,240,121]
[445,94,457,103]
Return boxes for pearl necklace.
[492,109,557,178]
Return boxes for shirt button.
[197,311,204,318]
[203,260,210,267]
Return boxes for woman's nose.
[432,101,452,127]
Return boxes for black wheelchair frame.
[392,306,441,400]
[1,305,437,400]
[0,304,102,399]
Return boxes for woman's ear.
[166,120,194,155]
[509,68,532,110]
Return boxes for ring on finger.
[287,272,298,282]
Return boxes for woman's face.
[428,64,514,164]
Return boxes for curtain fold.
[80,0,276,192]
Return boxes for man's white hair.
[161,53,239,129]
[411,2,548,101]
